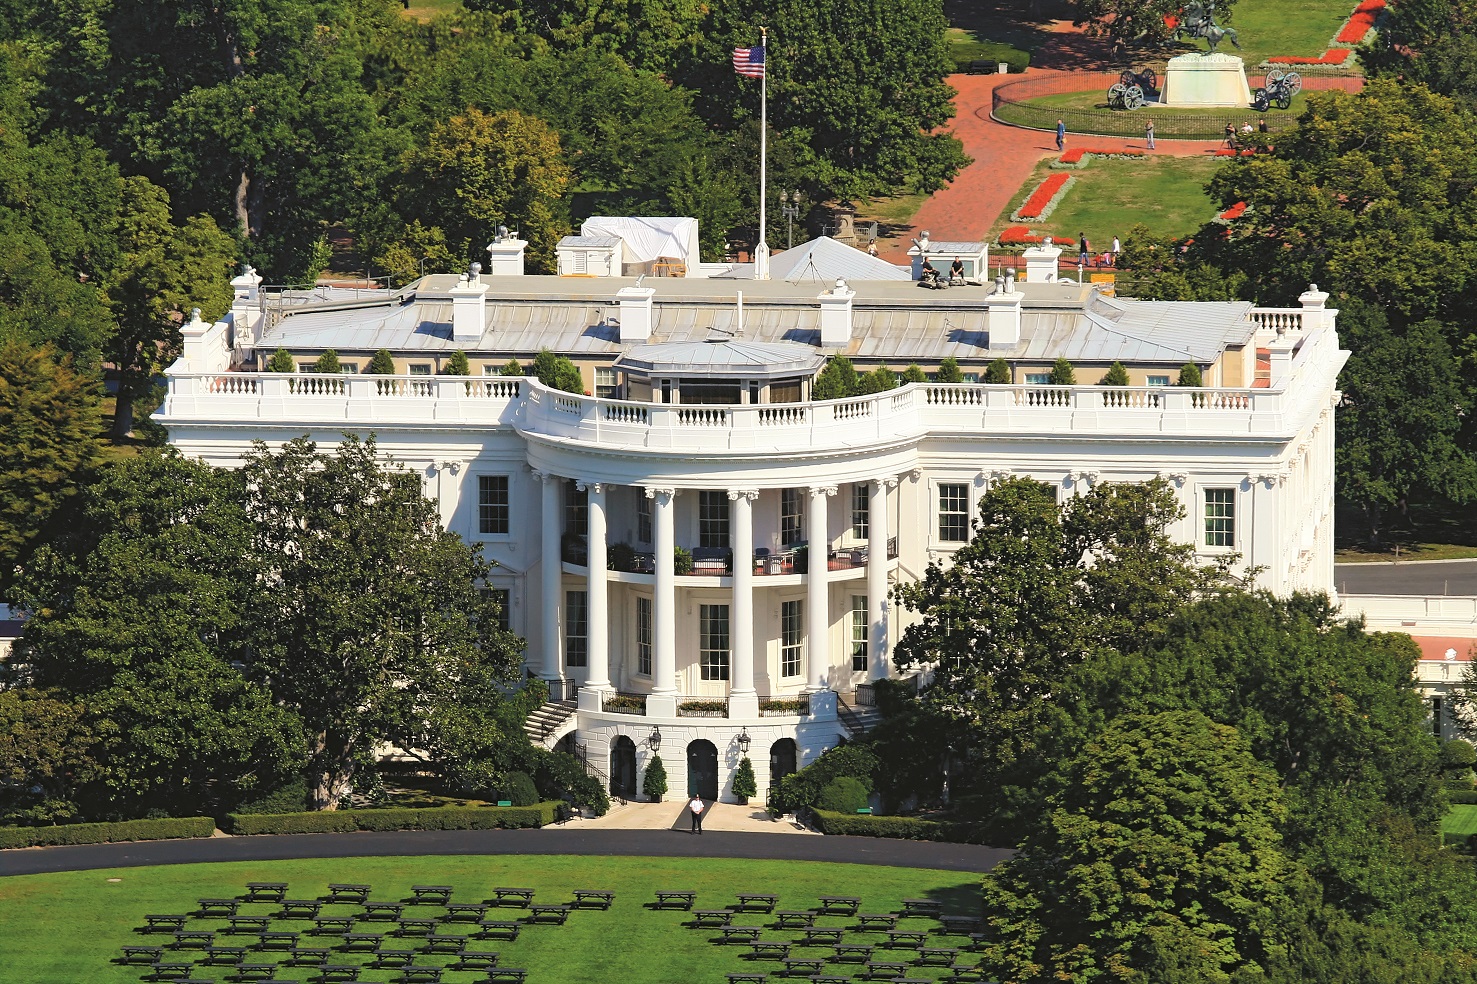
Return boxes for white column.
[806,486,836,692]
[537,471,563,689]
[583,483,610,692]
[729,490,759,717]
[649,488,678,716]
[867,479,892,681]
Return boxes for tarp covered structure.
[580,217,700,276]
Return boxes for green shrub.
[604,694,646,714]
[936,357,964,383]
[443,351,471,376]
[771,744,879,815]
[817,777,870,814]
[500,359,524,376]
[1177,362,1203,387]
[312,349,342,373]
[984,358,1011,384]
[0,816,215,849]
[530,749,611,816]
[810,808,999,844]
[733,757,758,801]
[1100,361,1129,386]
[267,348,296,373]
[674,545,694,575]
[1442,738,1476,770]
[1048,357,1076,385]
[643,755,669,801]
[1447,789,1477,805]
[901,363,928,384]
[504,771,540,807]
[760,698,809,715]
[532,349,584,393]
[679,700,727,714]
[234,780,309,816]
[223,804,559,835]
[366,349,397,374]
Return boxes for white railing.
[1249,308,1303,334]
[163,330,1340,450]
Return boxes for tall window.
[699,491,731,548]
[595,366,619,399]
[638,495,652,544]
[565,591,588,668]
[781,600,804,677]
[938,483,970,542]
[700,605,730,681]
[1204,488,1235,547]
[565,480,588,538]
[851,484,869,539]
[636,597,652,676]
[478,475,509,535]
[851,596,869,673]
[781,489,804,546]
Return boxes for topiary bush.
[267,348,296,373]
[817,777,870,814]
[771,744,879,815]
[643,755,669,801]
[504,771,539,807]
[733,757,758,802]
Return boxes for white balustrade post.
[537,471,564,693]
[868,479,892,681]
[729,490,759,718]
[806,486,837,692]
[581,483,610,704]
[649,488,679,717]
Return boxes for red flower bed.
[1017,173,1070,220]
[1058,147,1146,165]
[1214,149,1259,157]
[1000,225,1057,245]
[1269,48,1352,64]
[1220,201,1247,220]
[1336,0,1384,43]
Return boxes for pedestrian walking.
[1145,121,1155,150]
[688,793,705,834]
[1225,123,1236,148]
[1078,232,1090,265]
[1112,236,1122,264]
[1056,118,1066,152]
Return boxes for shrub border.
[809,808,998,845]
[223,803,561,835]
[0,816,216,850]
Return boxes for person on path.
[1258,118,1268,134]
[1078,233,1090,266]
[1145,121,1155,150]
[1112,236,1122,265]
[688,794,705,834]
[1225,123,1236,148]
[1056,119,1066,152]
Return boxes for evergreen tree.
[267,348,296,373]
[901,363,928,384]
[500,359,525,377]
[935,357,964,383]
[984,359,1011,384]
[444,351,471,376]
[531,349,584,393]
[1177,362,1203,387]
[732,756,758,801]
[857,366,898,395]
[366,349,397,375]
[1048,357,1075,385]
[642,754,669,801]
[812,356,859,400]
[1100,361,1129,386]
[313,350,343,374]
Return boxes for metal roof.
[557,235,622,248]
[614,339,824,377]
[759,237,911,283]
[909,241,986,255]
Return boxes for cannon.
[1251,68,1301,111]
[1107,82,1146,111]
[1119,67,1159,97]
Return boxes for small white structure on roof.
[765,237,909,283]
[556,234,623,277]
[578,216,702,278]
[907,230,990,282]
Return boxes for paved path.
[564,800,819,835]
[0,827,1011,878]
[1336,560,1477,597]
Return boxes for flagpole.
[754,25,770,281]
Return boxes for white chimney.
[229,264,265,347]
[1267,335,1296,387]
[617,285,656,341]
[450,270,489,343]
[819,278,855,347]
[986,279,1024,348]
[1298,283,1332,331]
[1023,243,1062,284]
[486,236,528,277]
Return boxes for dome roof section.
[615,339,825,378]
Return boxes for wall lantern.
[737,728,752,754]
[647,726,663,752]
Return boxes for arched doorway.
[686,739,719,800]
[770,738,798,796]
[609,736,637,801]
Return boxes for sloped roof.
[614,339,824,377]
[763,237,911,283]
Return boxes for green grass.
[402,0,462,21]
[1017,87,1314,121]
[946,28,1032,72]
[1335,497,1477,561]
[1231,0,1361,68]
[995,155,1224,248]
[1442,805,1477,838]
[0,856,980,984]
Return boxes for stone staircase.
[836,695,885,738]
[524,698,579,749]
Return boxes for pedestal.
[1160,52,1252,108]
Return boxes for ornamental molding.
[1067,469,1101,486]
[575,481,604,494]
[1157,471,1189,487]
[808,485,839,497]
[727,489,760,502]
[644,486,677,501]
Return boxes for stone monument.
[1159,2,1253,108]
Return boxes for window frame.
[595,366,619,399]
[1203,487,1236,549]
[636,596,652,676]
[780,600,804,677]
[565,590,588,668]
[937,482,971,543]
[851,484,869,540]
[1024,372,1051,385]
[638,495,652,545]
[851,595,868,673]
[698,490,731,549]
[699,604,730,681]
[780,489,804,547]
[477,475,510,536]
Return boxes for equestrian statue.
[1175,1,1240,53]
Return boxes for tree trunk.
[235,170,252,238]
[1363,502,1383,549]
[308,732,357,811]
[112,392,134,439]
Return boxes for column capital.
[431,460,463,475]
[727,489,760,502]
[644,486,677,502]
[1248,472,1286,488]
[1157,471,1189,487]
[808,485,838,498]
[1067,469,1100,487]
[908,468,924,483]
[576,481,604,494]
[530,468,562,484]
[878,477,900,491]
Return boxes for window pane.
[478,475,510,535]
[699,491,731,549]
[595,366,619,399]
[1025,373,1051,385]
[939,483,969,542]
[565,480,588,537]
[851,596,868,673]
[851,484,869,539]
[781,600,804,677]
[700,604,730,681]
[1204,488,1235,548]
[781,489,804,547]
[637,597,652,676]
[565,591,588,668]
[638,495,652,544]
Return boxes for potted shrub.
[643,755,669,802]
[608,541,637,572]
[674,545,694,575]
[733,757,758,805]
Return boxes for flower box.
[1053,147,1146,169]
[1335,0,1384,44]
[1268,48,1351,65]
[1011,173,1073,222]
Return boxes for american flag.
[732,45,766,78]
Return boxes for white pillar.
[806,486,836,692]
[867,479,892,681]
[729,490,759,717]
[583,483,609,691]
[650,488,678,716]
[537,471,563,691]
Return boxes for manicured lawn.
[1442,805,1477,837]
[402,0,462,21]
[1336,497,1477,561]
[1232,0,1362,67]
[994,155,1224,250]
[1016,87,1314,123]
[0,856,981,984]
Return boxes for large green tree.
[242,435,525,809]
[1070,0,1242,46]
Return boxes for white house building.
[157,235,1348,804]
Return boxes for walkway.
[560,800,819,835]
[1336,559,1477,597]
[0,828,1012,878]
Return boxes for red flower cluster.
[1335,0,1385,43]
[1219,202,1248,220]
[1058,148,1146,164]
[1214,148,1258,157]
[999,225,1056,245]
[1269,48,1352,64]
[1017,173,1071,219]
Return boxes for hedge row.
[1448,789,1477,805]
[809,808,997,845]
[0,816,216,850]
[223,803,561,835]
[1443,831,1477,852]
